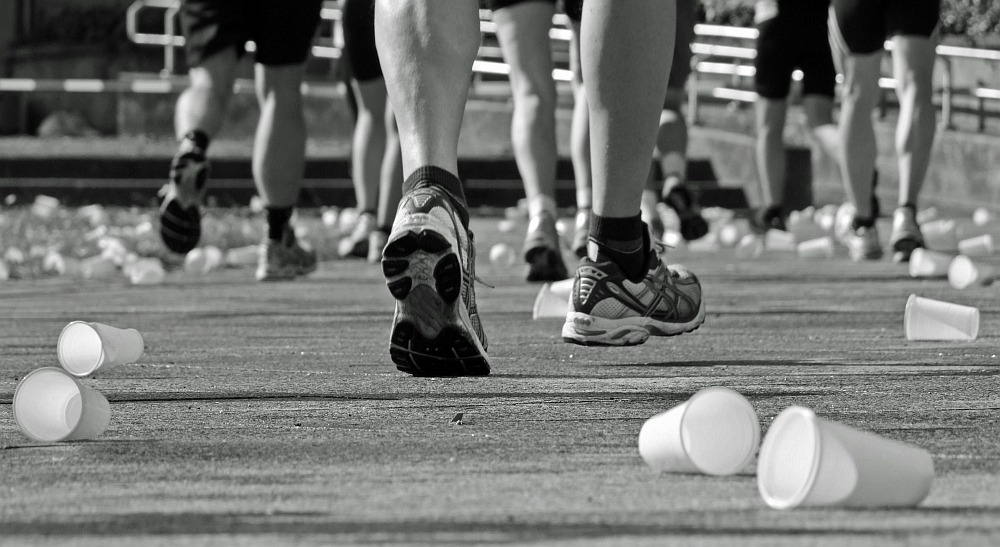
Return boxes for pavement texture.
[1,216,999,546]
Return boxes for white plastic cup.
[532,278,574,319]
[638,387,761,476]
[80,255,118,279]
[904,294,979,341]
[796,236,834,259]
[13,367,111,442]
[735,234,764,259]
[908,248,954,278]
[757,405,934,509]
[957,234,994,258]
[764,229,796,252]
[948,255,996,289]
[126,258,165,285]
[489,243,517,267]
[972,207,992,227]
[916,207,938,224]
[57,321,145,376]
[921,220,959,252]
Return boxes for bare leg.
[754,97,788,208]
[837,52,881,219]
[802,94,838,168]
[374,0,480,177]
[377,107,404,229]
[493,1,558,213]
[568,19,591,211]
[174,48,239,139]
[654,89,689,195]
[583,0,674,219]
[252,63,307,208]
[350,78,390,213]
[891,35,937,208]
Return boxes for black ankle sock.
[181,129,210,154]
[589,213,649,283]
[402,166,469,228]
[266,206,293,241]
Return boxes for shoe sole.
[561,298,707,346]
[159,198,201,254]
[382,228,490,377]
[525,246,569,283]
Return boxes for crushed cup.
[757,405,934,509]
[948,255,996,289]
[532,278,574,319]
[908,248,953,278]
[57,321,145,376]
[13,367,111,442]
[904,294,979,341]
[638,387,760,476]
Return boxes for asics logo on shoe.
[410,193,432,209]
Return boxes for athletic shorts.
[179,0,324,67]
[754,0,836,99]
[341,0,382,82]
[552,0,695,97]
[829,0,940,55]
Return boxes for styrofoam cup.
[764,229,796,252]
[908,248,953,278]
[757,405,934,509]
[904,294,979,341]
[532,278,573,319]
[797,236,834,259]
[921,219,958,252]
[13,367,111,442]
[638,387,760,476]
[948,255,996,289]
[57,321,145,376]
[957,234,994,258]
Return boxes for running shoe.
[841,224,884,261]
[562,236,706,346]
[750,204,787,233]
[663,183,709,241]
[367,229,389,264]
[524,211,569,282]
[338,211,377,259]
[256,225,318,281]
[381,185,490,376]
[572,208,590,258]
[159,139,209,254]
[888,206,924,263]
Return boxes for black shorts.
[830,0,940,55]
[180,0,323,67]
[341,0,381,82]
[754,0,836,99]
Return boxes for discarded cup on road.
[718,219,751,248]
[125,258,165,285]
[908,248,953,278]
[948,255,996,289]
[972,207,993,227]
[184,246,223,275]
[916,207,938,225]
[13,367,111,442]
[638,387,760,476]
[957,234,994,258]
[757,405,934,509]
[904,294,979,341]
[532,278,573,319]
[687,231,721,253]
[57,321,145,376]
[80,255,118,279]
[489,243,517,267]
[224,244,260,268]
[921,220,958,252]
[796,236,834,259]
[736,234,764,259]
[764,229,796,252]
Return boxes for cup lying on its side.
[638,387,761,476]
[757,405,934,509]
[57,321,145,377]
[908,248,954,278]
[13,367,111,442]
[532,278,574,319]
[904,294,979,341]
[948,255,997,289]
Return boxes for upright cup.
[908,248,953,278]
[904,294,979,341]
[638,387,760,476]
[957,234,994,258]
[13,367,111,442]
[532,278,574,319]
[757,405,934,509]
[921,219,958,252]
[948,255,996,289]
[797,236,834,259]
[57,321,145,376]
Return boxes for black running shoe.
[159,138,209,254]
[663,184,709,241]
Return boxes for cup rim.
[681,386,761,475]
[57,321,104,377]
[12,367,82,443]
[757,405,822,509]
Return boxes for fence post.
[939,57,953,130]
